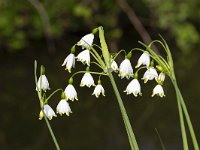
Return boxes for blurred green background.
[0,0,200,149]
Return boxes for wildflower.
[135,51,150,68]
[36,75,50,92]
[62,53,75,73]
[142,67,158,83]
[111,60,119,72]
[56,99,72,116]
[77,49,90,66]
[64,84,78,101]
[39,104,57,120]
[156,72,165,84]
[92,84,105,98]
[124,79,142,97]
[77,33,94,48]
[119,59,133,79]
[80,73,95,87]
[152,84,165,97]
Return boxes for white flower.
[92,84,105,98]
[36,75,50,92]
[80,73,95,87]
[111,60,119,72]
[40,104,57,120]
[156,72,165,83]
[124,79,142,97]
[64,84,78,101]
[62,53,75,73]
[56,100,72,116]
[142,67,158,83]
[135,51,150,68]
[77,33,94,48]
[77,49,90,66]
[119,59,133,79]
[152,84,165,97]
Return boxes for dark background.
[0,0,200,149]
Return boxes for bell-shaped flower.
[36,75,50,92]
[39,104,57,120]
[142,67,158,83]
[77,33,94,48]
[124,79,142,97]
[64,84,78,101]
[92,84,105,98]
[119,59,133,79]
[156,72,165,84]
[111,60,119,72]
[77,49,90,66]
[80,73,95,87]
[62,53,75,73]
[56,99,72,116]
[135,51,150,68]
[152,84,165,97]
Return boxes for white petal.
[77,50,90,66]
[136,51,150,68]
[36,75,50,91]
[152,85,165,97]
[43,104,56,120]
[119,59,133,79]
[62,53,75,73]
[124,79,141,97]
[64,84,78,101]
[92,84,105,98]
[80,73,95,87]
[77,33,94,48]
[56,99,72,116]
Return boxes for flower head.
[142,67,158,83]
[156,72,165,84]
[80,73,95,87]
[64,84,78,101]
[124,79,142,97]
[119,59,133,79]
[92,84,105,98]
[62,53,75,73]
[39,104,57,120]
[135,51,150,68]
[56,99,72,116]
[77,49,90,66]
[36,75,50,92]
[77,33,94,48]
[111,60,119,72]
[152,84,165,97]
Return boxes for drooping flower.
[62,53,75,73]
[77,49,90,66]
[39,104,57,120]
[135,51,150,68]
[119,59,133,79]
[77,33,94,48]
[124,79,142,97]
[92,84,105,98]
[111,60,119,72]
[56,99,72,116]
[80,73,95,87]
[152,84,165,97]
[156,72,165,84]
[142,67,158,83]
[36,75,50,92]
[64,84,78,101]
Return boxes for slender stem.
[108,69,139,150]
[45,89,63,103]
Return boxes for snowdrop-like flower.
[119,59,133,79]
[111,60,119,72]
[64,84,78,101]
[156,72,165,83]
[39,104,57,120]
[56,99,72,116]
[92,84,105,98]
[152,84,165,97]
[135,51,150,68]
[62,53,75,73]
[80,73,95,87]
[77,49,90,66]
[36,75,50,92]
[77,33,94,48]
[124,79,142,97]
[142,67,158,83]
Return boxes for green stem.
[108,69,139,150]
[171,76,199,150]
